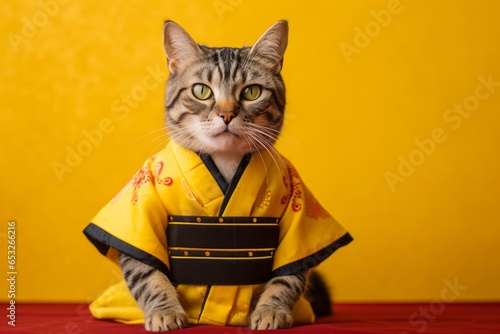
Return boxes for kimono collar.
[168,141,287,217]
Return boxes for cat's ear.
[249,20,289,73]
[163,21,203,74]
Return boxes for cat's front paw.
[250,305,292,330]
[145,307,188,332]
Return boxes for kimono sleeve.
[272,162,353,276]
[83,157,171,276]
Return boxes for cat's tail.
[305,270,333,317]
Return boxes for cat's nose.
[219,111,236,125]
[217,100,238,124]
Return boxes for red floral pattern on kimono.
[155,161,173,186]
[304,192,330,220]
[112,158,172,205]
[130,167,154,204]
[281,165,302,212]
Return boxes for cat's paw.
[249,305,292,330]
[145,307,188,331]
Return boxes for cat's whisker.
[245,131,288,185]
[137,132,169,153]
[246,123,305,156]
[242,134,272,184]
[245,125,279,144]
[132,125,168,143]
[138,136,170,158]
[133,135,169,157]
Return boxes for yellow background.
[1,0,499,303]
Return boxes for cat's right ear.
[249,20,289,74]
[163,21,203,74]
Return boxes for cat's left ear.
[249,20,289,74]
[163,21,204,74]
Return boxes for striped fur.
[250,273,308,329]
[163,20,288,181]
[119,254,187,331]
[119,21,327,331]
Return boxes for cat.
[84,21,352,331]
[108,20,345,331]
[119,20,323,331]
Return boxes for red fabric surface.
[1,303,499,333]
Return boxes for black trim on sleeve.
[83,223,170,277]
[272,232,354,277]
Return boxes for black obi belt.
[167,215,280,285]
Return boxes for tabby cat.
[119,20,331,331]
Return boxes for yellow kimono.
[83,141,352,326]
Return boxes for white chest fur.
[211,151,245,183]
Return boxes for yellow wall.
[1,0,499,303]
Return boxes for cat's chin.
[204,134,252,156]
[170,133,251,157]
[198,132,252,155]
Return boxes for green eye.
[192,84,213,100]
[242,85,261,101]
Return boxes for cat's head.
[163,20,288,156]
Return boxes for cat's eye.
[192,84,213,100]
[241,85,262,101]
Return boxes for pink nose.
[219,111,236,125]
[217,99,238,124]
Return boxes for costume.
[83,141,352,326]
